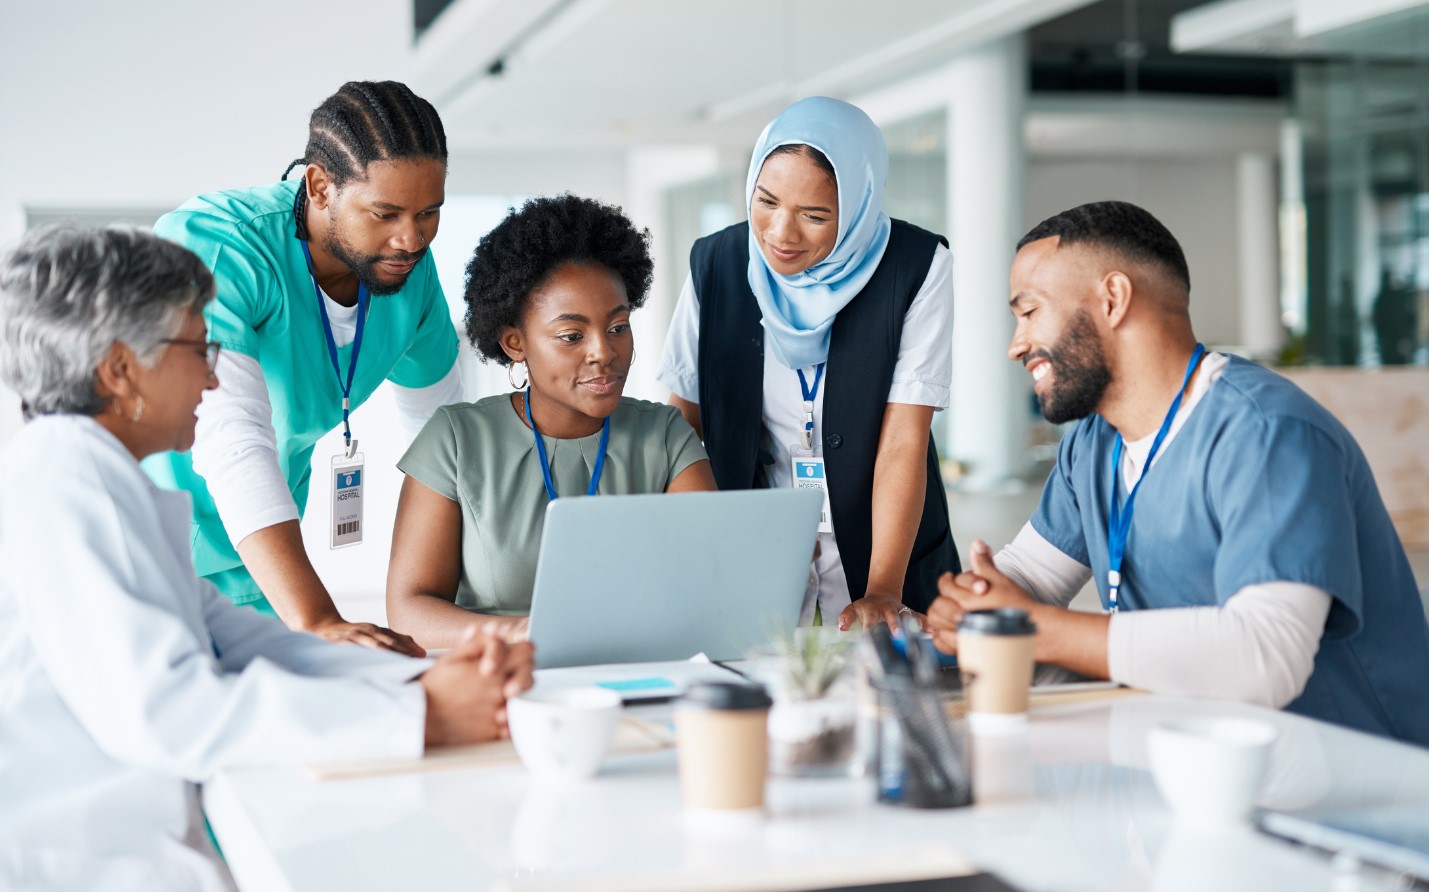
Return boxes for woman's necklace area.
[522,386,611,501]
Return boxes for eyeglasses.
[161,338,222,373]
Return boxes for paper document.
[535,657,749,702]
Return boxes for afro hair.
[463,194,653,365]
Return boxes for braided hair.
[282,81,448,239]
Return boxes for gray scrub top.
[398,394,708,615]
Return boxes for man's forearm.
[1028,603,1111,678]
[234,520,341,630]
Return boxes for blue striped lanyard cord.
[796,363,826,450]
[525,387,610,501]
[301,241,368,460]
[1105,343,1206,613]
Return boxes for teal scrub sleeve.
[153,215,276,360]
[387,262,459,389]
[661,405,709,487]
[1207,415,1363,639]
[1030,423,1092,567]
[396,407,462,502]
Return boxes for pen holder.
[871,674,973,809]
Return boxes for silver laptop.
[1261,805,1429,881]
[527,489,822,669]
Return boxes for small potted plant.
[761,628,860,777]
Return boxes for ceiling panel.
[418,0,1095,148]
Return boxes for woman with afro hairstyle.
[386,195,716,647]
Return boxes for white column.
[1278,119,1308,334]
[1236,152,1283,360]
[947,35,1030,488]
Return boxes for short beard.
[324,227,426,297]
[1030,309,1111,425]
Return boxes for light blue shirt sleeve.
[656,274,701,402]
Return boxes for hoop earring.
[508,361,528,390]
[128,395,145,423]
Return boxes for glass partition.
[1296,13,1429,366]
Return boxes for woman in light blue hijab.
[657,96,961,630]
[743,96,893,370]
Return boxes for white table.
[205,693,1429,891]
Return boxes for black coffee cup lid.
[957,608,1036,635]
[679,682,772,710]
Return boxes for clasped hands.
[421,623,535,749]
[926,539,1039,655]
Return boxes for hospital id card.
[789,449,833,534]
[330,452,365,548]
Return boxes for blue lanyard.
[796,363,826,450]
[302,241,368,459]
[525,387,610,501]
[1105,343,1206,613]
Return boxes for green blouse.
[398,394,708,615]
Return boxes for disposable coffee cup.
[674,682,772,811]
[957,608,1036,733]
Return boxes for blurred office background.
[2,0,1426,612]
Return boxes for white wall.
[0,2,635,445]
[1026,158,1245,346]
[0,1,416,246]
[0,3,637,618]
[0,0,411,443]
[447,148,627,207]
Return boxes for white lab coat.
[0,416,429,892]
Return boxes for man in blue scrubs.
[928,200,1429,746]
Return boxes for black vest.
[691,220,961,613]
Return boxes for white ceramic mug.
[507,686,622,782]
[1148,717,1278,824]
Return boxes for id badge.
[789,446,833,534]
[330,452,365,548]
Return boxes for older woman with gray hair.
[0,225,533,892]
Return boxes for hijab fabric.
[745,96,891,370]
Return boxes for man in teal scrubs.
[144,81,460,654]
